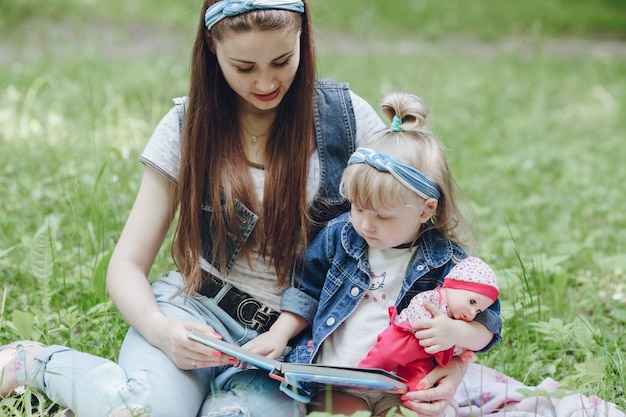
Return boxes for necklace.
[241,123,269,145]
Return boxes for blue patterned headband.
[348,147,441,200]
[205,0,305,30]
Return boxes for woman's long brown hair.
[173,0,316,294]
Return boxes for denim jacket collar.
[340,218,454,271]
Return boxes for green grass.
[1,0,625,415]
[3,0,626,40]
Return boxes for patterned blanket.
[456,364,625,417]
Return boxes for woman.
[0,1,464,416]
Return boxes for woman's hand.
[411,301,459,354]
[155,317,234,370]
[400,357,467,417]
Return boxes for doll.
[359,256,499,390]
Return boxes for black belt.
[199,272,279,333]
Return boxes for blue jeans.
[27,272,306,417]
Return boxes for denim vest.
[174,78,357,274]
[280,212,503,364]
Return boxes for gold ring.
[192,359,198,368]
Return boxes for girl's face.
[443,288,493,321]
[350,195,432,250]
[213,28,301,113]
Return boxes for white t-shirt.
[139,92,384,310]
[317,246,413,367]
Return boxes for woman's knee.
[202,369,305,417]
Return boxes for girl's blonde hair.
[340,92,475,252]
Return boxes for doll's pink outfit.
[358,289,454,390]
[358,257,499,391]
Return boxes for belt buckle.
[250,305,275,332]
[217,284,278,333]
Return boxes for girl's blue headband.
[348,148,441,200]
[205,0,305,30]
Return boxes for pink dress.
[358,287,454,391]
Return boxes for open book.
[188,330,407,403]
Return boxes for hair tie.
[205,0,305,30]
[390,115,403,132]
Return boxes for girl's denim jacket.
[174,78,358,273]
[281,212,503,364]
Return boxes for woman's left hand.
[400,357,467,417]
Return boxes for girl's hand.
[400,357,467,417]
[411,302,459,354]
[156,318,234,370]
[241,331,288,360]
[240,311,306,360]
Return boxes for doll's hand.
[411,301,459,354]
[459,350,477,362]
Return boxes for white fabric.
[317,246,412,367]
[457,363,625,417]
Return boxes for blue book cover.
[187,330,407,402]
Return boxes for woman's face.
[213,28,301,113]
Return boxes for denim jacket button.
[326,317,335,326]
[350,287,359,297]
[416,265,425,271]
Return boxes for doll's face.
[443,288,493,321]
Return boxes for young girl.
[245,92,502,416]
